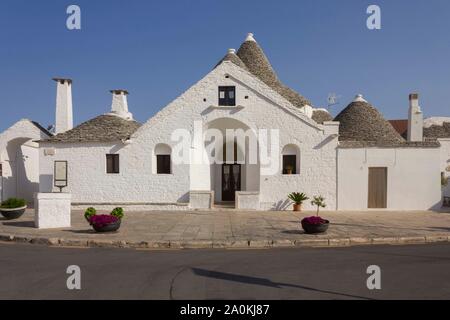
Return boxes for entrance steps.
[213,202,236,210]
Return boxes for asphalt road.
[0,242,449,300]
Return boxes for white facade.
[0,119,50,203]
[39,61,339,210]
[337,147,442,210]
[439,139,450,197]
[34,35,447,212]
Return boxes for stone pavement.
[1,209,450,249]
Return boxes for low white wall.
[189,191,214,209]
[337,147,442,210]
[236,191,260,210]
[34,192,71,229]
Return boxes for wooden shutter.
[368,167,387,208]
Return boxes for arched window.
[282,144,300,175]
[154,143,171,174]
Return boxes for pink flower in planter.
[89,214,118,228]
[301,216,328,225]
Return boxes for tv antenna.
[327,93,341,110]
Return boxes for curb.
[1,233,449,249]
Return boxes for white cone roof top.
[353,94,368,103]
[245,33,256,42]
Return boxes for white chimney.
[407,93,423,142]
[53,78,73,134]
[109,89,133,120]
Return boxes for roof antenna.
[327,92,341,110]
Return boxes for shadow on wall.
[270,199,291,211]
[38,174,53,193]
[178,192,190,203]
[2,138,38,204]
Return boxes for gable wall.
[38,63,338,209]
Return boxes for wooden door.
[368,167,387,209]
[222,164,241,201]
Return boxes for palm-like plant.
[311,196,326,216]
[288,192,309,205]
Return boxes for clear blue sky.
[1,0,449,131]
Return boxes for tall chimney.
[53,78,73,134]
[109,89,133,120]
[407,93,423,142]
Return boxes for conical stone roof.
[216,33,311,108]
[215,49,248,71]
[312,109,333,124]
[334,95,405,146]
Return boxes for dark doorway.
[368,167,387,209]
[222,164,241,201]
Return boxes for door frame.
[221,163,241,202]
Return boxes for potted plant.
[288,192,309,211]
[0,198,27,220]
[301,196,329,234]
[286,165,294,175]
[85,207,124,232]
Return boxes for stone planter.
[92,219,121,233]
[301,220,330,234]
[0,206,27,220]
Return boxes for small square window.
[218,86,236,106]
[157,154,171,174]
[106,154,120,174]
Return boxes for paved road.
[0,242,450,299]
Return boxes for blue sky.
[1,0,449,131]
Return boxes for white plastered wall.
[337,147,442,210]
[439,139,450,197]
[39,62,338,209]
[0,119,49,203]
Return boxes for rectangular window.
[218,86,236,106]
[157,154,171,174]
[282,155,297,174]
[106,154,120,174]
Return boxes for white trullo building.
[35,33,447,211]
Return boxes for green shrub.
[111,207,124,220]
[287,192,309,205]
[84,207,97,221]
[311,196,326,216]
[0,198,26,209]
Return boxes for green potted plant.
[0,198,27,220]
[301,196,329,234]
[287,192,309,211]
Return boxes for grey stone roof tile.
[41,115,141,143]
